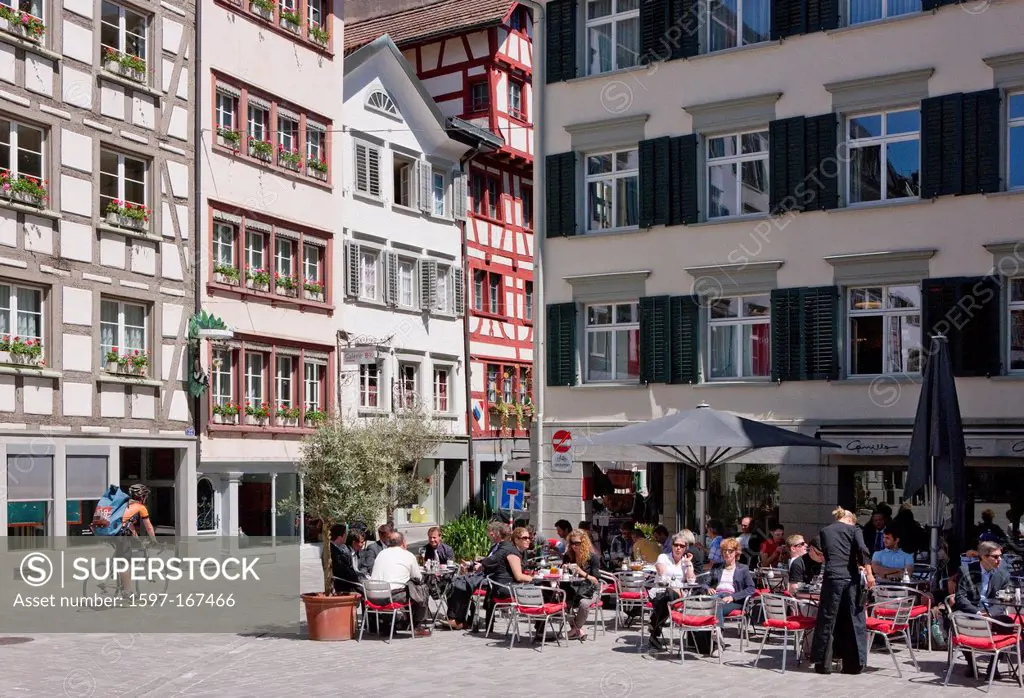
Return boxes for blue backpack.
[91,485,131,536]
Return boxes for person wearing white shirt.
[369,532,430,637]
[655,533,698,582]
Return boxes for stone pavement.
[1,558,1020,697]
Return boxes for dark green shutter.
[677,134,699,225]
[639,139,656,228]
[807,0,839,31]
[640,295,672,384]
[640,137,671,228]
[669,295,700,383]
[769,117,805,213]
[771,288,803,381]
[771,0,805,39]
[669,0,699,59]
[962,88,1001,195]
[771,286,839,381]
[640,0,670,64]
[804,112,839,210]
[922,277,1001,377]
[546,0,578,84]
[921,93,964,199]
[546,303,578,386]
[545,152,577,238]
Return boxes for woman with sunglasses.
[562,529,602,641]
[655,533,698,582]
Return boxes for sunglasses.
[793,542,807,547]
[986,554,1003,559]
[569,540,583,545]
[516,536,530,540]
[672,543,687,548]
[722,549,739,554]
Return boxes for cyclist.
[115,484,160,598]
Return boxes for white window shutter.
[386,251,399,307]
[345,242,360,297]
[453,171,468,220]
[355,144,368,194]
[417,161,433,214]
[454,266,465,316]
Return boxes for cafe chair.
[945,612,1023,691]
[866,596,919,678]
[721,593,758,652]
[670,595,724,663]
[483,578,516,639]
[508,584,568,651]
[752,593,816,674]
[872,584,933,651]
[757,567,788,594]
[613,571,650,632]
[355,581,416,643]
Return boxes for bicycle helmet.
[129,483,150,500]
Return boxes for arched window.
[197,478,217,532]
[367,89,399,117]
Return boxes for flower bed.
[105,348,148,376]
[103,47,147,83]
[248,139,274,162]
[245,403,270,425]
[213,402,240,424]
[307,158,328,181]
[277,404,300,427]
[0,8,45,41]
[274,272,298,296]
[217,128,242,150]
[278,146,303,171]
[250,0,274,20]
[308,23,328,46]
[214,264,241,285]
[105,200,150,231]
[1,171,47,207]
[279,8,300,32]
[246,268,271,291]
[3,336,43,366]
[303,279,324,302]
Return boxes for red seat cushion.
[491,597,514,605]
[516,602,567,616]
[726,609,744,618]
[618,591,646,600]
[954,634,1019,651]
[867,617,907,634]
[876,605,928,619]
[671,612,718,627]
[472,589,488,596]
[365,600,405,611]
[764,616,816,631]
[601,584,616,594]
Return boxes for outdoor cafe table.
[422,565,458,624]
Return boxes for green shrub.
[441,514,491,563]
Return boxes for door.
[239,479,271,537]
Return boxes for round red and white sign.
[552,430,572,454]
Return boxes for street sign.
[552,429,572,453]
[551,430,574,472]
[343,347,377,365]
[500,480,525,512]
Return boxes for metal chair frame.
[752,593,815,674]
[508,583,569,651]
[866,596,919,678]
[670,595,724,663]
[355,581,416,643]
[945,610,1024,692]
[872,583,934,651]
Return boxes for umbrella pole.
[699,468,707,542]
[929,456,938,570]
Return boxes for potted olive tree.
[284,407,445,641]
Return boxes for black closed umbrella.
[581,403,839,538]
[905,335,967,568]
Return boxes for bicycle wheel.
[137,546,170,595]
[83,545,125,600]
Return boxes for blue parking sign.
[500,481,525,512]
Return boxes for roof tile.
[344,0,515,53]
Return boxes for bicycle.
[83,537,171,599]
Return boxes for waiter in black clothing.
[811,507,875,675]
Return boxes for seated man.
[423,526,454,565]
[369,532,431,637]
[442,522,510,630]
[759,523,786,568]
[954,541,1011,675]
[632,529,662,563]
[554,519,573,555]
[609,523,635,566]
[331,526,366,594]
[359,523,392,572]
[871,528,915,581]
[653,525,672,556]
[786,534,812,594]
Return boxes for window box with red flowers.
[6,336,43,366]
[274,272,298,297]
[249,0,274,20]
[277,404,300,427]
[245,402,270,425]
[248,138,274,162]
[279,7,300,33]
[1,171,48,208]
[0,8,46,42]
[246,267,271,291]
[278,145,303,172]
[105,200,150,231]
[308,23,329,47]
[213,402,240,425]
[214,263,241,286]
[103,47,147,84]
[106,348,148,376]
[217,128,242,151]
[303,278,323,302]
[307,157,328,181]
[303,408,327,427]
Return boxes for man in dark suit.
[331,527,366,594]
[862,508,891,555]
[359,523,392,572]
[424,526,455,564]
[955,541,1012,676]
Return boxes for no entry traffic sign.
[552,430,572,454]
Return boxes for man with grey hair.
[369,529,430,636]
[955,540,1011,676]
[442,521,511,630]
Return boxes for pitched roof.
[344,0,515,53]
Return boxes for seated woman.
[656,533,698,583]
[562,529,602,641]
[705,537,756,626]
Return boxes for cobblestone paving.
[1,559,1018,697]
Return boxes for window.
[522,185,533,229]
[247,101,269,143]
[436,265,452,313]
[307,0,324,30]
[359,249,379,301]
[1,0,42,21]
[213,222,235,268]
[359,363,379,408]
[433,367,449,412]
[707,130,769,218]
[276,356,293,407]
[486,364,499,402]
[393,154,415,207]
[0,282,43,347]
[367,90,399,117]
[245,230,266,272]
[502,369,513,403]
[586,0,640,76]
[524,281,534,322]
[303,245,323,285]
[275,238,294,278]
[586,148,639,233]
[99,149,147,214]
[245,352,265,406]
[848,108,920,204]
[398,258,416,308]
[508,80,525,121]
[304,361,325,409]
[354,141,382,197]
[212,349,233,407]
[197,478,216,533]
[708,295,771,379]
[469,80,489,113]
[99,299,146,363]
[509,6,528,31]
[398,363,417,408]
[307,126,325,167]
[215,91,237,132]
[432,170,447,216]
[100,1,147,71]
[585,302,639,382]
[709,0,770,52]
[1010,278,1024,372]
[848,0,919,25]
[0,118,44,182]
[518,366,530,403]
[848,285,922,375]
[471,173,501,219]
[473,270,485,311]
[488,273,502,315]
[1009,93,1024,191]
[277,115,299,159]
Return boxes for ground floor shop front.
[533,422,1024,543]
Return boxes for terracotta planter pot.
[302,592,358,641]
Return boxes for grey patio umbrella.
[580,403,840,539]
[904,335,967,569]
